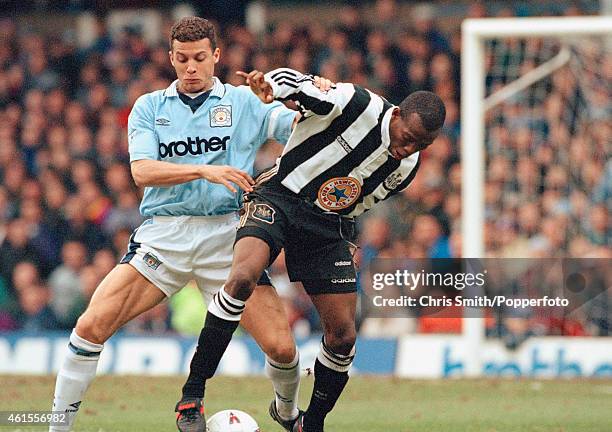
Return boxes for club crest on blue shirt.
[317,177,361,211]
[143,252,162,270]
[210,105,232,127]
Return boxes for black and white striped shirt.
[265,68,420,218]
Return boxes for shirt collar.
[381,105,394,149]
[163,77,225,98]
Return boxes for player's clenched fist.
[199,165,255,193]
[313,75,333,92]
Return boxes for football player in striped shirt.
[178,67,445,432]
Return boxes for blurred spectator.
[103,191,143,235]
[0,219,46,284]
[585,205,610,246]
[79,265,101,302]
[17,283,59,331]
[62,195,110,251]
[92,248,118,275]
[48,240,88,328]
[410,214,451,258]
[337,4,368,51]
[359,216,391,267]
[12,261,41,294]
[371,0,403,40]
[20,198,61,267]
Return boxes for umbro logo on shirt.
[156,118,171,126]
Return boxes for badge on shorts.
[252,203,275,224]
[143,252,162,270]
[317,177,361,211]
[383,172,403,191]
[210,105,232,127]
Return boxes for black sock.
[181,312,240,399]
[303,359,350,431]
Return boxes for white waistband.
[151,213,239,224]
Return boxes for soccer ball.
[206,409,260,432]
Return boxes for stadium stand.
[0,1,609,339]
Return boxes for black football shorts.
[235,178,357,295]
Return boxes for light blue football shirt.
[128,78,297,216]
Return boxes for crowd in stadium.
[0,0,609,337]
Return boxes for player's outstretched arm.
[236,68,337,114]
[130,159,254,193]
[236,70,333,105]
[265,67,350,116]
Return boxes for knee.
[75,312,111,345]
[265,339,297,364]
[225,270,258,301]
[324,325,356,355]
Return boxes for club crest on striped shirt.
[210,105,232,127]
[383,172,403,191]
[317,177,361,211]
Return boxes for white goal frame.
[460,16,612,376]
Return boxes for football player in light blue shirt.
[128,63,296,216]
[50,17,329,432]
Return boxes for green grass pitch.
[1,375,611,431]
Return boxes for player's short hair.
[169,16,217,51]
[399,91,446,132]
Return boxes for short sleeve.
[263,102,297,144]
[250,97,296,146]
[127,94,158,162]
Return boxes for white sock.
[265,350,300,421]
[50,330,103,432]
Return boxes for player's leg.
[191,212,300,430]
[181,236,272,401]
[284,211,358,432]
[50,264,166,431]
[52,219,192,432]
[300,289,357,432]
[241,282,301,424]
[180,197,286,407]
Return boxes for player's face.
[170,38,220,93]
[388,109,439,160]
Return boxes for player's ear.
[169,50,174,67]
[213,47,220,64]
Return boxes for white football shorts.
[120,213,265,304]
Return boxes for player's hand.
[199,165,255,193]
[236,70,274,104]
[313,75,333,92]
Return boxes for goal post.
[460,16,612,376]
[461,15,612,258]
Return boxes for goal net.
[462,16,611,258]
[460,17,612,374]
